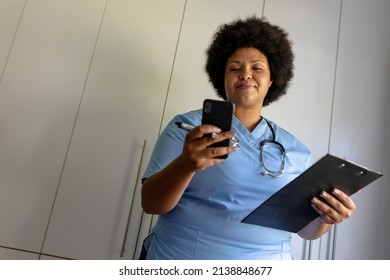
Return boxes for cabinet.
[262,0,341,260]
[0,0,106,254]
[41,0,185,260]
[0,248,39,260]
[329,0,390,259]
[0,0,25,71]
[1,0,388,261]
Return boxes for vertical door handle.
[120,140,147,258]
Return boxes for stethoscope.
[260,118,286,177]
[229,117,286,177]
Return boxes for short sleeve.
[142,110,202,182]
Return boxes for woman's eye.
[230,68,240,71]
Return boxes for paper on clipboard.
[241,154,383,233]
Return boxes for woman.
[140,16,356,259]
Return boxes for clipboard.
[241,154,383,233]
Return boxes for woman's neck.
[234,107,262,132]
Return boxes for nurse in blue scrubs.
[140,16,356,260]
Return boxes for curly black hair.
[205,16,294,106]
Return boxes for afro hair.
[205,16,294,106]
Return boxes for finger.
[319,190,356,220]
[204,145,238,159]
[311,191,355,224]
[331,188,356,211]
[201,130,236,147]
[311,197,338,224]
[186,124,222,140]
[321,192,354,222]
[182,130,236,171]
[186,146,236,171]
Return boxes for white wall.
[0,0,388,260]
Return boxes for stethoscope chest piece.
[260,118,286,178]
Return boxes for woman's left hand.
[311,188,356,224]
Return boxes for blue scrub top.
[142,109,311,259]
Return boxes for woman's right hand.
[179,124,238,172]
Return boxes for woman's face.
[224,47,272,110]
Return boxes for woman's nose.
[239,71,252,80]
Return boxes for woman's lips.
[236,82,254,89]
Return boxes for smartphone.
[202,99,234,159]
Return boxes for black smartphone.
[202,99,234,159]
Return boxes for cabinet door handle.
[120,140,147,258]
[331,224,337,260]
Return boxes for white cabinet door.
[0,247,39,260]
[0,0,106,253]
[263,0,341,260]
[42,0,185,260]
[329,0,390,260]
[0,0,25,72]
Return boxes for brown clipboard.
[241,154,383,233]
